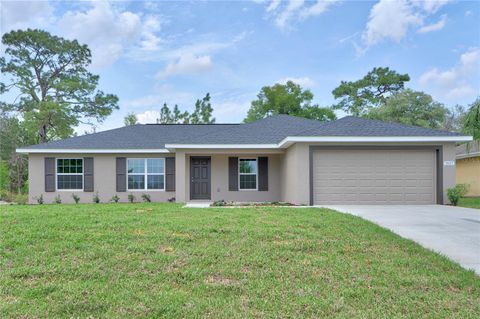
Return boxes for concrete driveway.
[320,205,480,275]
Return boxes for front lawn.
[1,204,479,318]
[458,197,480,209]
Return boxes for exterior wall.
[280,143,310,205]
[28,153,175,204]
[27,142,459,205]
[182,153,282,202]
[280,142,458,205]
[456,156,480,196]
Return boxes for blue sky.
[1,0,479,133]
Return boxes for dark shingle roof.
[456,142,480,157]
[23,114,464,150]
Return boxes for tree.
[244,81,336,123]
[191,93,215,124]
[123,112,137,126]
[0,29,119,143]
[158,103,173,124]
[172,104,190,124]
[463,97,480,140]
[443,104,467,132]
[365,89,449,129]
[332,67,410,116]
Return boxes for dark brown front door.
[190,157,211,200]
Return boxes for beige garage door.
[313,149,436,205]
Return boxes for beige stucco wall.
[280,142,458,205]
[456,156,480,196]
[28,153,175,204]
[175,153,282,202]
[27,142,458,205]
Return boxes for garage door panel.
[313,149,436,205]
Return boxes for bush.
[141,193,151,202]
[447,184,470,206]
[35,194,44,205]
[212,199,227,207]
[14,194,28,205]
[72,193,80,204]
[93,192,100,204]
[111,194,120,203]
[54,195,62,204]
[128,193,136,203]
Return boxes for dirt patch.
[204,274,241,286]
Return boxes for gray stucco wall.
[28,153,175,204]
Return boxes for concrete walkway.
[320,205,480,275]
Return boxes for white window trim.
[56,158,84,192]
[238,157,258,191]
[126,158,165,191]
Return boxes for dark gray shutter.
[165,157,175,191]
[45,157,55,192]
[116,157,126,192]
[83,157,94,192]
[258,157,268,191]
[228,157,238,191]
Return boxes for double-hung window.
[127,158,165,190]
[239,158,257,190]
[57,158,83,190]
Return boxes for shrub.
[111,194,120,203]
[447,184,470,206]
[14,194,28,205]
[212,199,227,207]
[128,193,136,203]
[35,194,44,205]
[93,192,100,204]
[72,193,80,204]
[141,193,151,202]
[54,195,62,204]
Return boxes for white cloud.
[58,1,163,68]
[263,0,339,30]
[136,110,160,124]
[359,0,451,51]
[362,0,422,46]
[419,47,480,100]
[418,14,447,33]
[418,0,451,14]
[0,0,54,34]
[277,76,317,88]
[156,54,213,79]
[465,10,472,17]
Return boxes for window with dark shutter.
[258,157,268,191]
[45,157,55,192]
[83,157,94,192]
[116,157,126,192]
[228,157,238,191]
[165,157,175,191]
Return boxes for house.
[17,115,472,205]
[456,142,480,196]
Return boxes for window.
[57,158,83,190]
[127,158,165,190]
[239,158,257,190]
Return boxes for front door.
[190,157,211,200]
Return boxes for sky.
[1,0,479,134]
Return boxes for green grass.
[1,204,479,318]
[458,197,480,209]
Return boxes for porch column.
[175,151,186,202]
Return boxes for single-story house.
[17,115,472,205]
[456,142,480,196]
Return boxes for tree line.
[1,29,479,201]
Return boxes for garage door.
[313,149,436,205]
